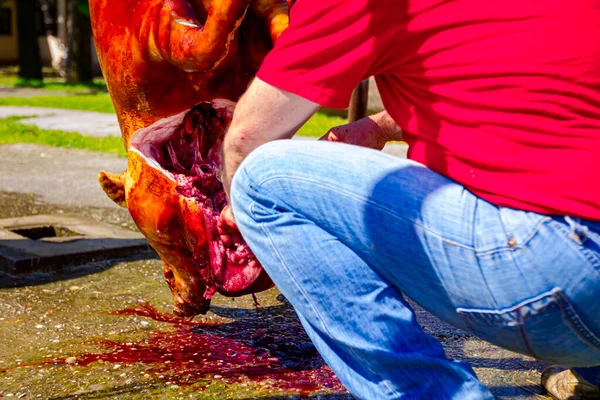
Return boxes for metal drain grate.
[0,215,151,273]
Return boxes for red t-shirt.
[257,0,600,221]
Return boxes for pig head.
[90,0,289,316]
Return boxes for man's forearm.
[222,78,319,197]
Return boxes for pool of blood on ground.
[1,303,345,395]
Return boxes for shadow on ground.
[0,190,549,399]
[0,250,158,289]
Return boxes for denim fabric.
[576,366,600,386]
[230,140,600,399]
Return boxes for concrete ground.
[0,105,407,159]
[0,101,549,399]
[0,143,126,209]
[0,143,552,399]
[0,106,121,138]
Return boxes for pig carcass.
[90,0,290,316]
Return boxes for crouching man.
[220,0,600,398]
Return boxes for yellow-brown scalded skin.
[90,0,289,316]
[90,0,288,149]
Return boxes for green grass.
[298,112,346,138]
[0,72,348,156]
[0,66,345,136]
[0,110,344,159]
[0,94,115,113]
[0,116,126,157]
[0,74,108,93]
[0,94,343,137]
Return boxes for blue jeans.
[230,140,600,399]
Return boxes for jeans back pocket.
[457,288,600,367]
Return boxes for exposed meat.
[127,101,272,317]
[89,0,289,316]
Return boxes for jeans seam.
[456,289,560,316]
[247,199,406,399]
[255,174,476,251]
[552,219,600,274]
[581,247,600,272]
[459,288,600,361]
[553,290,600,349]
[474,217,551,257]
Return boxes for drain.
[9,225,81,240]
[0,215,152,273]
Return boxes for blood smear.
[1,303,346,395]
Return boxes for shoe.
[541,366,600,399]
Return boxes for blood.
[164,107,255,280]
[1,303,345,396]
[108,302,211,326]
[135,103,271,315]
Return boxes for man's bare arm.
[221,77,320,197]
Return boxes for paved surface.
[0,214,148,273]
[0,86,74,98]
[0,106,122,138]
[0,103,547,399]
[0,138,404,212]
[0,105,407,157]
[0,144,126,208]
[0,143,549,399]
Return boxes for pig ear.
[151,0,251,73]
[98,170,127,208]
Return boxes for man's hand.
[319,110,402,150]
[217,205,237,247]
[221,78,319,200]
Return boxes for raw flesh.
[127,101,272,316]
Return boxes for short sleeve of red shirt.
[257,0,396,109]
